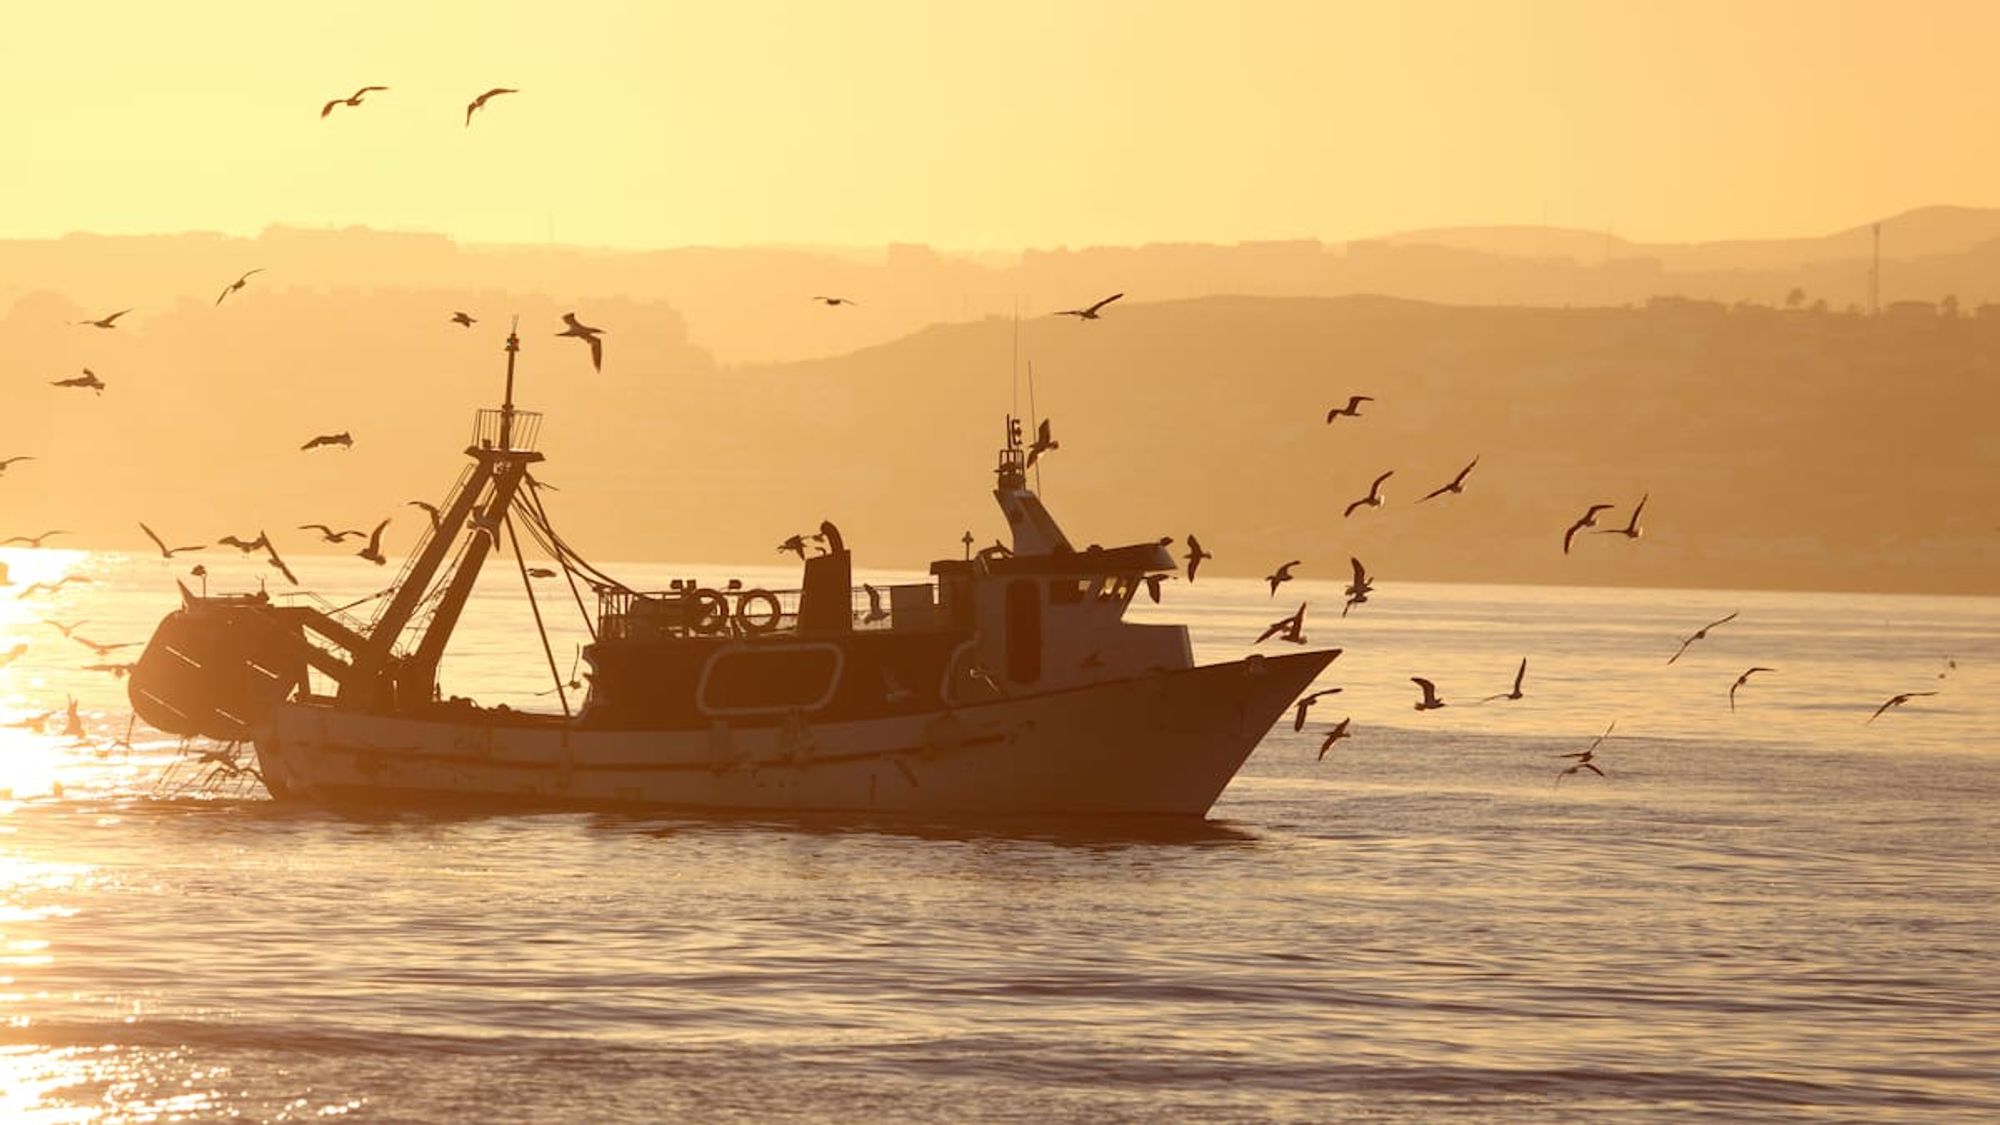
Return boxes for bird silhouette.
[75,308,130,329]
[1563,503,1615,554]
[1025,419,1059,469]
[406,500,442,530]
[526,567,557,579]
[1343,470,1393,518]
[320,86,386,117]
[1597,493,1648,540]
[1266,559,1301,596]
[777,534,809,560]
[1342,556,1374,617]
[0,455,35,476]
[15,575,92,599]
[356,519,391,566]
[298,524,365,543]
[1317,718,1353,759]
[1138,573,1172,603]
[215,268,264,305]
[1729,666,1775,711]
[556,312,605,371]
[812,295,857,306]
[1184,534,1212,582]
[861,583,890,624]
[1668,611,1739,665]
[70,634,137,658]
[139,522,205,558]
[300,432,353,451]
[43,620,87,638]
[1054,292,1123,319]
[1866,691,1937,724]
[1480,658,1528,703]
[1292,687,1344,731]
[216,533,269,553]
[1256,603,1309,645]
[51,370,105,394]
[1411,676,1447,711]
[1324,395,1373,422]
[1554,751,1606,784]
[5,530,68,548]
[465,87,518,125]
[1419,456,1480,502]
[450,311,477,327]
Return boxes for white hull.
[254,650,1332,817]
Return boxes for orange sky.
[1,0,1994,250]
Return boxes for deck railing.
[597,581,940,641]
[471,408,543,453]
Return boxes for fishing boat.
[128,333,1335,817]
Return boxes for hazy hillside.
[3,291,1993,596]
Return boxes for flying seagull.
[1343,470,1393,518]
[1265,559,1300,596]
[1729,666,1775,711]
[406,500,441,529]
[1480,658,1528,703]
[1317,718,1353,759]
[298,523,365,543]
[301,432,353,451]
[138,522,205,558]
[1184,535,1212,582]
[557,312,604,371]
[1054,292,1122,320]
[356,518,391,566]
[777,534,809,560]
[812,296,857,306]
[1563,503,1615,555]
[1597,493,1648,540]
[51,370,106,394]
[1866,691,1937,724]
[465,87,518,125]
[215,269,264,305]
[1411,676,1447,711]
[0,455,36,476]
[4,530,68,548]
[75,308,131,329]
[450,311,476,327]
[1292,687,1344,732]
[1419,456,1480,502]
[1667,611,1739,665]
[1256,603,1309,645]
[1025,419,1058,469]
[1342,556,1373,617]
[216,533,269,554]
[320,86,387,118]
[1325,395,1372,422]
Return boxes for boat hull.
[253,650,1334,817]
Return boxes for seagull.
[75,308,131,329]
[526,567,558,579]
[1597,493,1648,540]
[320,85,386,118]
[812,296,857,306]
[1418,456,1480,502]
[1343,470,1393,518]
[82,662,137,679]
[861,583,889,623]
[465,86,518,125]
[1256,603,1309,645]
[405,500,442,530]
[15,575,92,599]
[43,620,87,638]
[1866,691,1937,724]
[0,455,35,476]
[1292,687,1344,731]
[1324,395,1372,422]
[450,311,476,327]
[1555,751,1606,784]
[139,522,205,558]
[1480,658,1528,703]
[216,533,269,553]
[51,370,106,394]
[1054,292,1122,320]
[1266,559,1301,596]
[356,518,391,566]
[1317,718,1353,759]
[1563,503,1615,554]
[556,312,604,371]
[1133,573,1170,604]
[777,534,809,560]
[1025,419,1059,468]
[300,432,352,451]
[1184,535,1212,582]
[70,634,137,658]
[297,523,365,543]
[1667,611,1739,665]
[4,530,68,548]
[215,268,264,305]
[1342,556,1374,617]
[1729,666,1775,711]
[1410,676,1447,711]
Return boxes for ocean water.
[1,548,1996,1121]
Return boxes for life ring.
[734,589,783,635]
[688,589,731,635]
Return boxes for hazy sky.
[3,0,1993,250]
